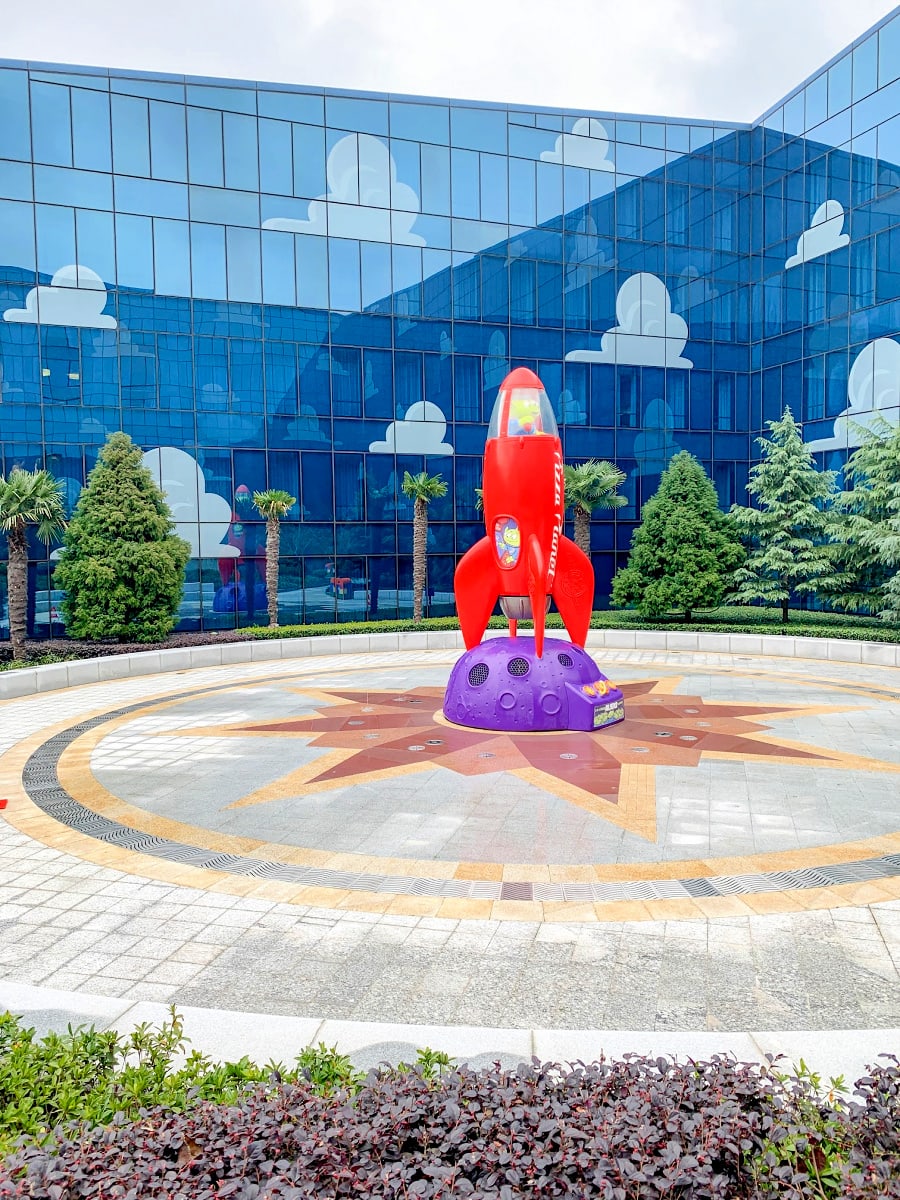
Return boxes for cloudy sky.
[3,0,897,122]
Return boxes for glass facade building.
[2,10,900,633]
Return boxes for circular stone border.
[1,627,899,703]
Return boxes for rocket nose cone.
[500,367,545,391]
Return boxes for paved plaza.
[1,639,900,1074]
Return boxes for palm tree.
[401,470,447,622]
[252,488,297,627]
[563,460,627,557]
[0,468,67,660]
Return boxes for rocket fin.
[453,537,499,650]
[551,535,594,647]
[526,534,547,658]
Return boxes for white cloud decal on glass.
[262,134,424,246]
[540,117,615,171]
[368,400,454,456]
[805,338,900,453]
[565,272,692,368]
[142,446,239,559]
[3,265,117,329]
[785,200,850,270]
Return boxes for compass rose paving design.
[10,653,900,916]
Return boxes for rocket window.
[493,516,520,568]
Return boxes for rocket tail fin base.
[551,535,594,648]
[454,537,499,650]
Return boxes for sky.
[2,0,897,123]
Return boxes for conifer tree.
[730,407,836,623]
[611,450,744,621]
[54,432,189,642]
[824,417,900,619]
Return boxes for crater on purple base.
[443,637,625,733]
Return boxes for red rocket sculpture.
[454,367,594,658]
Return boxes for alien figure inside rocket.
[453,367,594,658]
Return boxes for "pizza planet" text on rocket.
[453,367,594,657]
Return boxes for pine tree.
[54,432,190,642]
[611,450,744,621]
[730,407,836,623]
[824,417,900,619]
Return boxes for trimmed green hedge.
[245,606,900,645]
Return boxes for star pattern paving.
[170,678,853,839]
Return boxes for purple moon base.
[443,637,625,733]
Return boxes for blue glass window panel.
[331,346,361,416]
[36,204,75,275]
[536,161,562,225]
[0,70,31,160]
[71,87,111,172]
[187,106,224,187]
[111,93,150,176]
[392,243,422,302]
[422,248,452,318]
[189,185,259,226]
[195,336,228,406]
[0,159,33,201]
[326,95,387,135]
[451,148,479,218]
[510,258,536,324]
[508,158,536,227]
[480,153,508,223]
[328,237,360,312]
[111,77,184,102]
[75,208,115,281]
[852,77,900,137]
[257,88,322,124]
[420,143,450,215]
[120,331,157,406]
[0,199,36,275]
[230,340,263,412]
[878,113,900,170]
[508,124,554,161]
[361,240,392,310]
[389,139,420,208]
[537,260,563,326]
[264,342,298,412]
[450,107,506,153]
[879,15,900,87]
[31,82,72,167]
[395,350,423,411]
[853,35,878,103]
[295,234,328,308]
[389,101,448,145]
[225,226,261,302]
[223,112,259,191]
[362,348,391,417]
[804,73,827,131]
[261,229,296,306]
[292,123,326,198]
[158,333,193,407]
[481,255,508,321]
[186,84,256,114]
[259,119,293,195]
[563,165,589,216]
[190,222,227,300]
[115,175,188,219]
[153,217,191,296]
[828,54,852,116]
[34,166,112,210]
[149,100,187,181]
[115,213,154,290]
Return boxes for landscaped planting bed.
[0,1012,898,1197]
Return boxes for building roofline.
[0,55,751,130]
[754,4,900,124]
